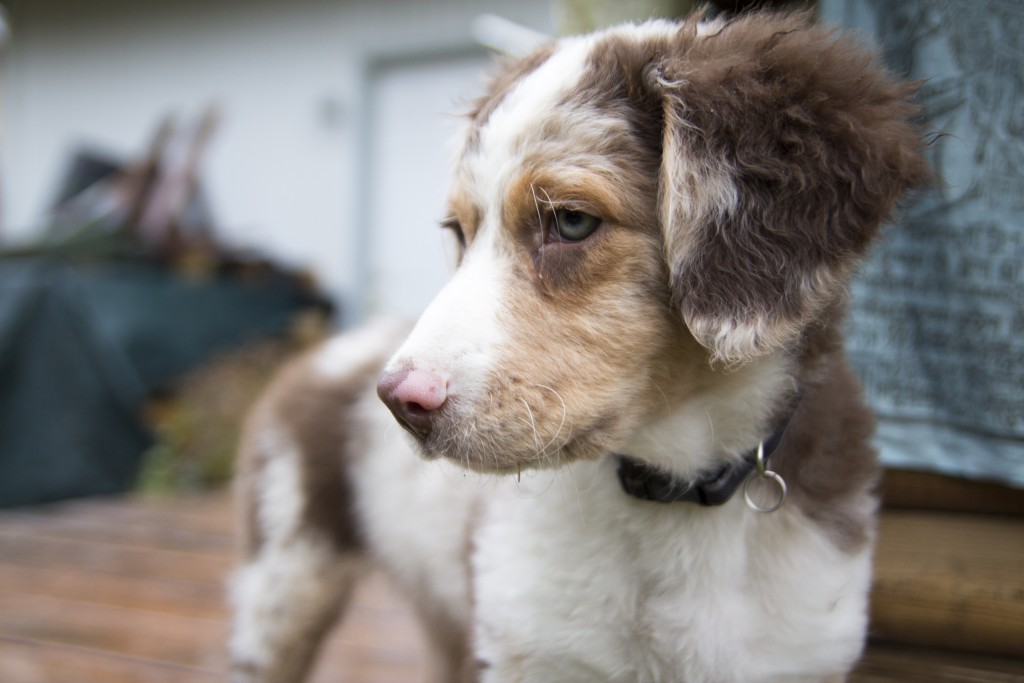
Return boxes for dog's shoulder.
[236,318,411,553]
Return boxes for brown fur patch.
[565,30,670,159]
[655,12,930,362]
[774,313,881,551]
[236,342,390,555]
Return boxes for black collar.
[615,410,795,506]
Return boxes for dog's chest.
[469,458,871,682]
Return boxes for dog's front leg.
[229,533,365,683]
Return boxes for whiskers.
[514,383,570,466]
[532,383,568,461]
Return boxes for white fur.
[253,427,303,541]
[471,465,871,682]
[230,540,362,673]
[313,317,409,379]
[687,314,800,366]
[659,141,739,257]
[475,34,595,194]
[349,391,479,628]
[621,352,797,477]
[695,16,728,38]
[383,229,508,406]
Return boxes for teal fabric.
[0,260,152,507]
[821,0,1024,487]
[0,256,331,507]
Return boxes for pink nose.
[377,367,448,440]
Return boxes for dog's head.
[378,13,927,474]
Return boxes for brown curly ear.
[656,13,929,364]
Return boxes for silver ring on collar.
[743,441,787,513]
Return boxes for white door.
[363,50,491,320]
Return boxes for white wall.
[364,51,490,319]
[0,0,553,320]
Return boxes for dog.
[229,11,928,683]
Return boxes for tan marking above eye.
[503,164,644,243]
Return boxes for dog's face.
[378,14,926,474]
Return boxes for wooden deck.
[1,492,1022,682]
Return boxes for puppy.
[230,12,927,683]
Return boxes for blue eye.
[551,209,601,242]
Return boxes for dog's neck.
[616,351,798,487]
[614,404,796,505]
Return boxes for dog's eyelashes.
[549,208,601,243]
[440,217,467,247]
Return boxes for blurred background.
[0,0,554,319]
[0,1,1021,679]
[3,0,1020,507]
[0,0,559,502]
[0,0,1019,507]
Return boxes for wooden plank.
[871,511,1024,657]
[0,593,228,669]
[882,469,1024,516]
[312,573,428,683]
[0,563,421,628]
[333,574,429,651]
[852,642,1024,682]
[310,640,423,683]
[0,563,226,619]
[0,508,234,555]
[14,493,237,537]
[0,636,223,683]
[0,527,233,583]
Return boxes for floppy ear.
[655,14,929,364]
